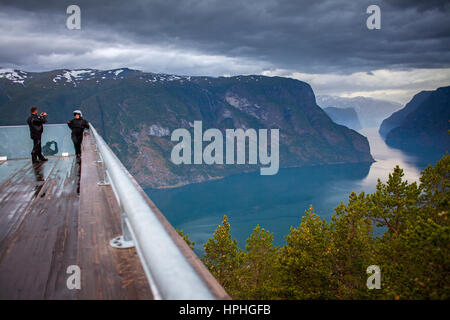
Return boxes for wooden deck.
[0,133,152,299]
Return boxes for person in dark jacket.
[68,110,89,157]
[26,106,48,163]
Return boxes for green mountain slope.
[385,86,450,153]
[379,90,432,138]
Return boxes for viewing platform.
[0,124,228,300]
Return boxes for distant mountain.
[317,95,402,128]
[0,68,373,188]
[384,86,450,153]
[323,107,362,131]
[379,91,432,138]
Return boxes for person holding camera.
[26,106,48,164]
[68,109,89,157]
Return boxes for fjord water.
[146,127,443,254]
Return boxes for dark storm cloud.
[0,0,449,74]
[384,0,450,12]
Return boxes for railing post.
[96,152,110,186]
[93,136,132,248]
[110,213,135,248]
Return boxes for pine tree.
[176,229,195,250]
[380,154,450,299]
[279,206,334,299]
[202,215,242,296]
[420,153,450,219]
[331,192,376,299]
[365,166,421,236]
[365,156,449,299]
[238,225,280,299]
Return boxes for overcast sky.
[1,0,449,103]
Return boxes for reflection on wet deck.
[0,133,152,299]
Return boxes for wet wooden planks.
[76,133,152,299]
[0,132,152,299]
[0,158,80,299]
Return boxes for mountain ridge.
[384,86,450,153]
[0,67,374,188]
[317,95,402,128]
[379,90,432,138]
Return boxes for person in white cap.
[67,109,89,157]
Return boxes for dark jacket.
[27,114,47,139]
[68,117,89,136]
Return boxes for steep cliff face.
[323,107,362,131]
[0,68,374,188]
[384,86,450,153]
[379,90,432,138]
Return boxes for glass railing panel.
[0,124,75,159]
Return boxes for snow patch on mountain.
[3,67,194,87]
[143,73,192,84]
[0,68,28,84]
[114,69,124,76]
[51,68,139,85]
[53,69,95,84]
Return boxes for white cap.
[73,109,83,117]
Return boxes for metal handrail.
[89,125,223,300]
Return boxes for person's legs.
[37,139,45,160]
[75,142,81,156]
[78,135,83,155]
[31,138,39,162]
[72,135,82,156]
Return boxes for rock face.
[317,95,402,128]
[379,91,432,138]
[323,107,362,131]
[383,86,450,153]
[0,68,374,188]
